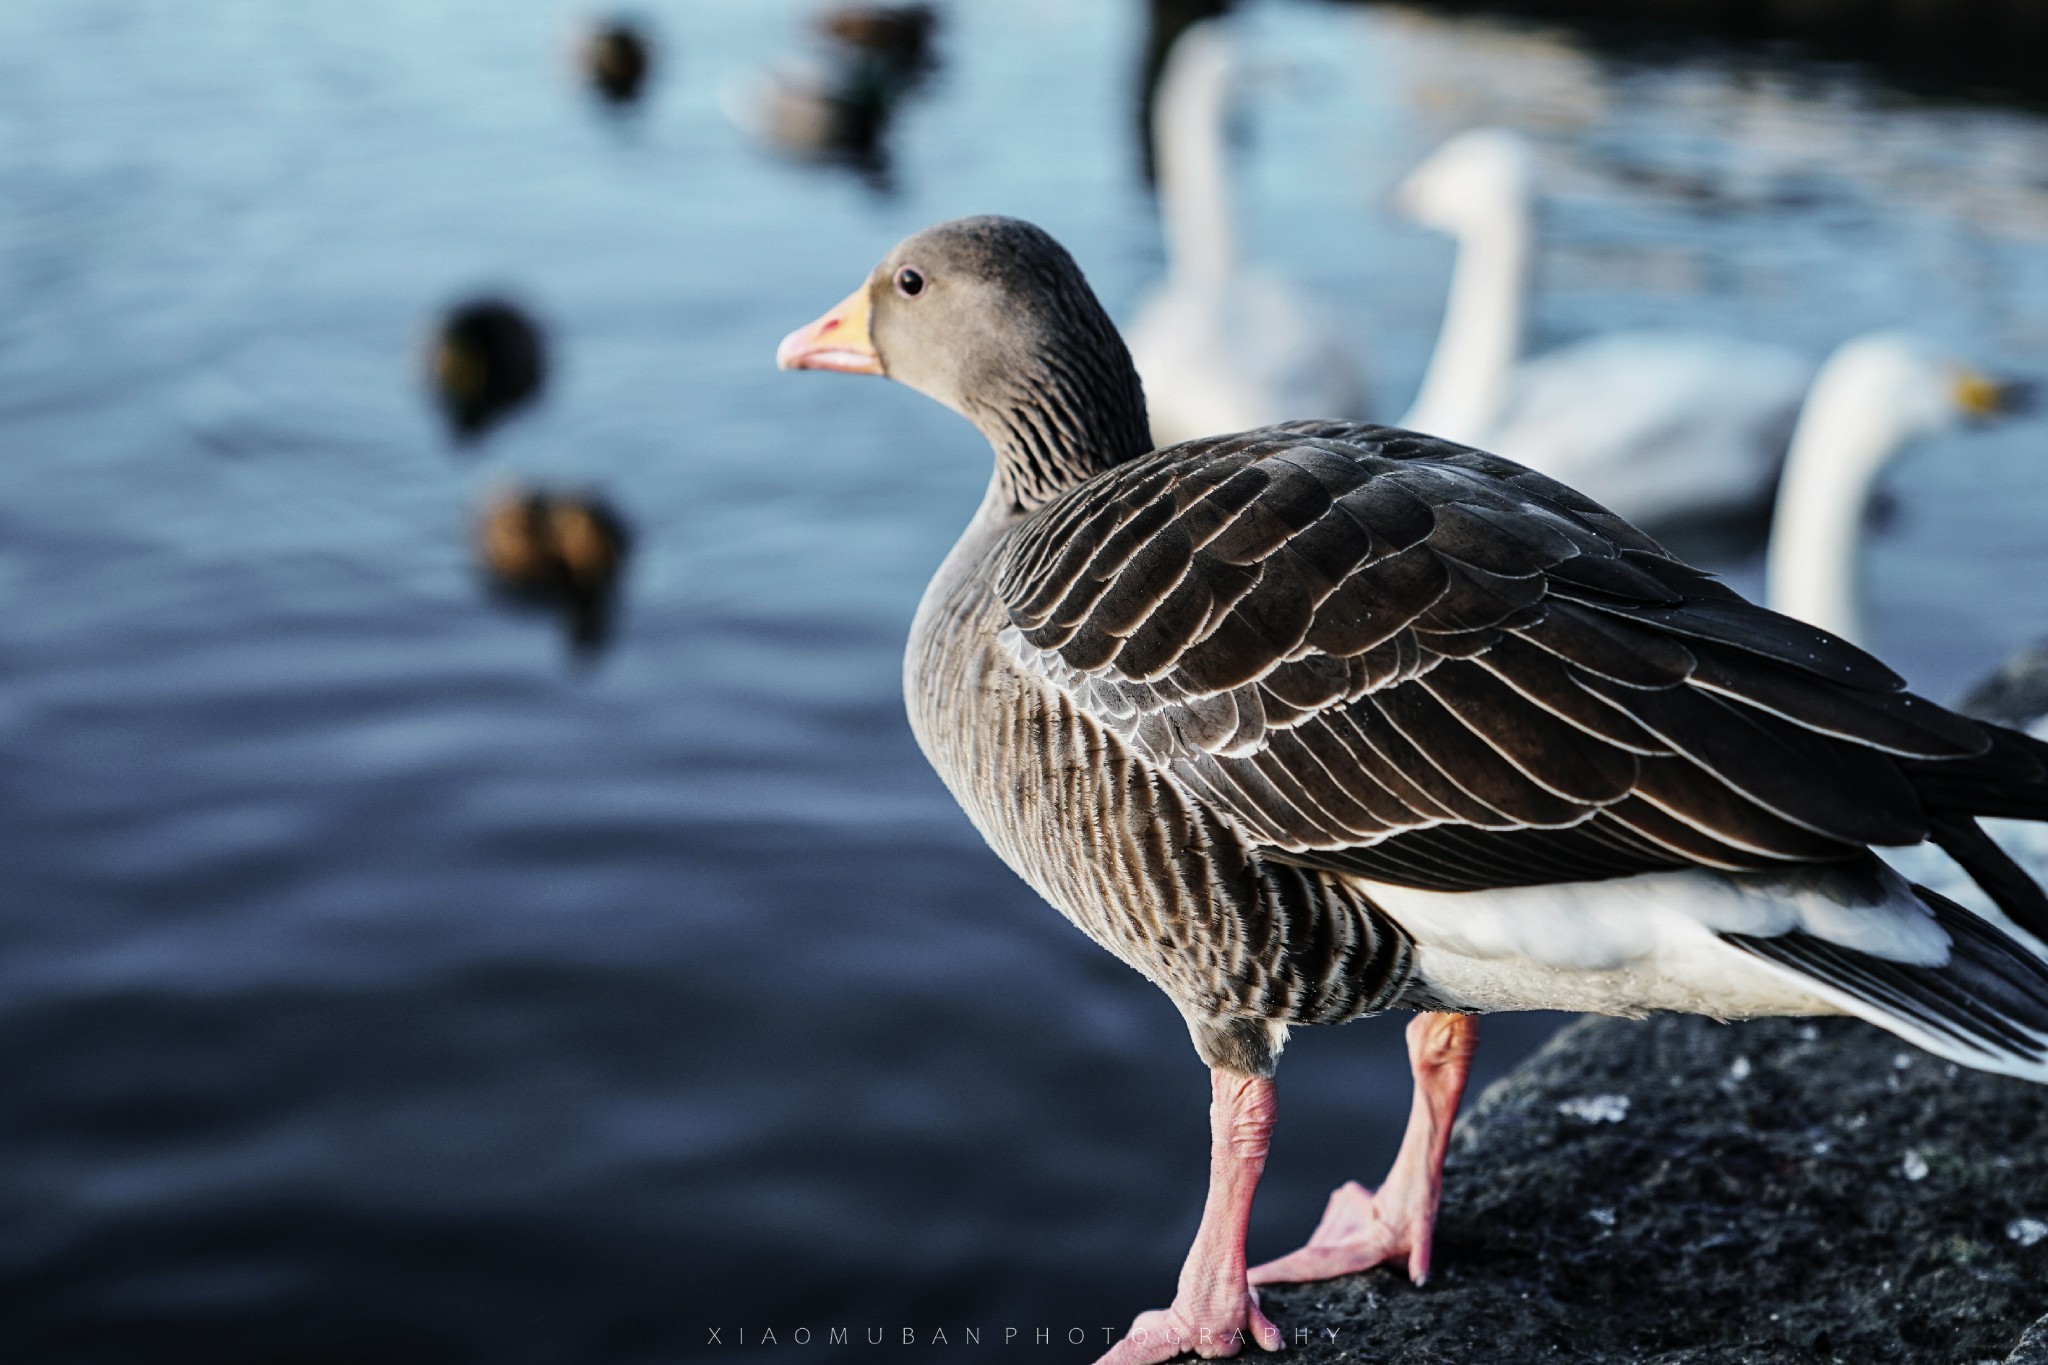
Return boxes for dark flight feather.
[991,421,2048,895]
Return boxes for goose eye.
[895,267,925,298]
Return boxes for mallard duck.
[779,216,2048,1364]
[729,55,899,186]
[478,488,630,653]
[580,20,653,106]
[729,6,937,189]
[818,4,937,84]
[429,299,547,442]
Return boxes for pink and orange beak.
[776,281,884,376]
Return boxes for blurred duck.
[818,4,937,84]
[479,489,632,654]
[1126,21,1367,448]
[430,299,547,442]
[730,6,937,187]
[737,59,895,180]
[1397,128,1813,529]
[580,19,654,106]
[1766,334,2031,648]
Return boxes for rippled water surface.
[6,1,2048,1360]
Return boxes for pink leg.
[1096,1069,1288,1364]
[1248,1012,1477,1288]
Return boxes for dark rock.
[1249,1015,2048,1364]
[2008,1315,2048,1364]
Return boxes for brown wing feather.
[993,421,2002,891]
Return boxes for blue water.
[4,1,2048,1360]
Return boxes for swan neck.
[1765,386,1911,647]
[1155,43,1236,283]
[1401,204,1530,444]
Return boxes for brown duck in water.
[818,4,937,83]
[478,488,630,654]
[779,216,2048,1363]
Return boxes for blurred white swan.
[1766,332,2027,647]
[1126,21,1367,448]
[1396,127,1813,528]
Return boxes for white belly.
[1359,862,1949,1018]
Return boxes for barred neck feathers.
[864,216,1153,516]
[969,311,1152,515]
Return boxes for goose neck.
[969,344,1153,516]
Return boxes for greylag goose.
[429,298,546,442]
[778,215,2048,1364]
[1125,20,1367,447]
[478,487,630,653]
[1397,128,1814,530]
[1765,332,2030,646]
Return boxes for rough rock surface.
[1245,1014,2048,1365]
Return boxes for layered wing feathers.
[995,422,2008,893]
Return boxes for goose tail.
[1725,881,2048,1084]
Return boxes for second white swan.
[1396,127,1814,529]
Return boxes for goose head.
[778,216,1152,508]
[1395,127,1535,235]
